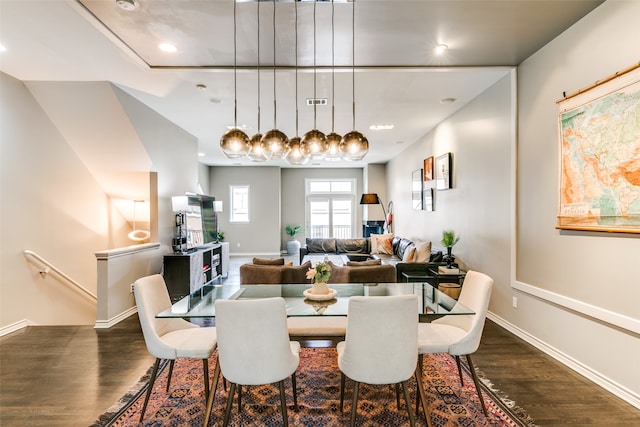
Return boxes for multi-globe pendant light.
[324,0,342,161]
[339,0,369,161]
[260,0,289,159]
[219,0,250,159]
[247,0,271,162]
[220,0,367,163]
[285,0,309,165]
[300,0,327,160]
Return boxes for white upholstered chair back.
[338,295,418,384]
[432,270,493,355]
[214,297,300,385]
[133,274,198,360]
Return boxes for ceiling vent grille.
[306,98,328,106]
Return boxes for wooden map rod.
[556,61,640,103]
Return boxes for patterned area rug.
[92,347,536,426]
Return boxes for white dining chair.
[337,294,431,427]
[416,270,494,417]
[204,297,300,427]
[133,274,218,423]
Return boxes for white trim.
[0,319,36,337]
[93,306,138,329]
[487,311,640,409]
[512,280,640,334]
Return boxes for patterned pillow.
[370,233,393,253]
[375,235,394,255]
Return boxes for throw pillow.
[253,257,285,265]
[375,235,394,255]
[402,246,416,263]
[370,233,393,253]
[414,241,432,262]
[346,259,382,267]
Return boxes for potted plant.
[440,230,460,268]
[285,224,303,255]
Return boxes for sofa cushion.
[393,237,414,259]
[326,261,396,283]
[336,238,369,254]
[346,259,382,266]
[414,241,432,262]
[240,264,286,284]
[306,238,337,253]
[253,257,285,265]
[370,233,393,253]
[281,261,312,284]
[373,235,394,254]
[402,246,416,262]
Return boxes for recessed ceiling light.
[198,152,205,157]
[369,124,394,130]
[434,44,448,55]
[0,44,6,52]
[196,84,207,91]
[158,43,177,53]
[440,97,456,104]
[394,141,405,144]
[226,124,251,131]
[210,98,222,104]
[115,0,138,11]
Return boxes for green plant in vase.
[285,224,303,255]
[440,230,460,268]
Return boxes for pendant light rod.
[331,0,335,133]
[351,0,355,130]
[272,0,277,129]
[257,0,261,132]
[234,0,239,128]
[295,0,299,136]
[313,0,318,129]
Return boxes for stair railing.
[23,249,97,301]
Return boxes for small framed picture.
[423,157,434,181]
[412,169,423,210]
[423,188,434,211]
[436,153,453,190]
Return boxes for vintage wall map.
[558,65,640,233]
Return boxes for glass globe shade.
[301,129,328,160]
[261,129,290,159]
[324,132,343,161]
[247,133,272,162]
[285,137,310,165]
[220,128,250,159]
[339,131,369,161]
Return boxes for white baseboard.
[0,319,37,337]
[94,307,138,329]
[487,311,640,410]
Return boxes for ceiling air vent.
[306,98,328,106]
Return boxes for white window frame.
[305,178,356,238]
[229,185,250,223]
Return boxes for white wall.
[387,71,514,314]
[0,74,202,329]
[514,0,640,403]
[209,166,282,255]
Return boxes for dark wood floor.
[1,258,639,426]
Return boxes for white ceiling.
[0,0,604,167]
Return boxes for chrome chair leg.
[455,355,464,386]
[202,356,221,427]
[349,381,360,427]
[339,372,346,411]
[291,373,298,411]
[278,380,289,427]
[203,359,209,400]
[140,358,161,423]
[401,380,416,427]
[223,383,237,427]
[465,355,488,416]
[165,359,175,392]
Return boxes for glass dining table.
[156,282,474,320]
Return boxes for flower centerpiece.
[306,262,332,295]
